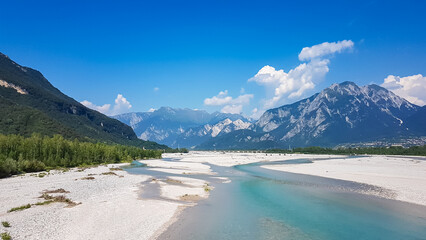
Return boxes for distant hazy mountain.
[198,81,426,149]
[0,52,166,149]
[113,107,252,148]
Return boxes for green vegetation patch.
[204,184,211,192]
[1,232,11,240]
[1,222,10,228]
[8,204,31,213]
[34,201,54,206]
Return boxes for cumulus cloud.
[81,94,132,116]
[204,90,253,106]
[112,94,132,114]
[204,90,233,106]
[298,40,354,61]
[80,100,111,114]
[249,40,354,108]
[204,90,253,114]
[221,105,243,114]
[381,74,426,106]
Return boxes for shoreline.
[149,205,186,240]
[0,158,213,240]
[261,155,426,206]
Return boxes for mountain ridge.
[198,81,425,149]
[0,52,166,149]
[113,107,252,148]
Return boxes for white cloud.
[221,105,243,114]
[80,100,111,114]
[298,40,354,61]
[204,90,253,106]
[381,74,426,106]
[112,94,132,115]
[148,108,156,112]
[154,87,159,92]
[204,90,253,114]
[204,90,233,106]
[249,40,354,108]
[81,94,132,116]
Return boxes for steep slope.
[113,107,251,148]
[405,106,426,134]
[0,52,165,149]
[199,82,425,149]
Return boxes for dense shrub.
[0,133,162,178]
[0,158,18,178]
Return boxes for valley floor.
[0,152,425,239]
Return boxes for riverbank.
[262,155,426,206]
[0,159,212,240]
[158,152,426,240]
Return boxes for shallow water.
[127,157,426,240]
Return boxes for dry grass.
[43,188,69,194]
[109,167,123,171]
[101,172,117,176]
[39,193,79,207]
[165,178,183,184]
[81,176,95,180]
[179,194,202,202]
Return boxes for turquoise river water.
[126,157,426,240]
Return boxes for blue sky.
[1,0,425,117]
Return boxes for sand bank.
[262,155,426,206]
[0,159,211,240]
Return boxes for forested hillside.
[0,52,166,149]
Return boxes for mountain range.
[199,82,426,149]
[116,82,426,149]
[0,52,166,149]
[113,108,252,148]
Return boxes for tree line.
[265,145,426,156]
[0,133,162,178]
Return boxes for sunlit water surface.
[126,157,426,240]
